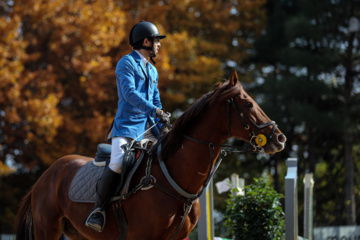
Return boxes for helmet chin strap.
[139,40,156,64]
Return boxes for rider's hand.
[156,108,170,124]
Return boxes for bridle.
[227,98,278,151]
[171,97,278,200]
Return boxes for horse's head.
[210,70,286,154]
[162,70,286,159]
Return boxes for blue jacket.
[109,50,162,141]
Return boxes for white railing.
[285,158,299,240]
[303,173,314,240]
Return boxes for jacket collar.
[131,50,148,77]
[134,50,149,66]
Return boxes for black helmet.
[129,21,166,46]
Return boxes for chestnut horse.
[15,71,286,240]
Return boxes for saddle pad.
[69,161,103,203]
[69,153,146,203]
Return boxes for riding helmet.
[129,21,166,46]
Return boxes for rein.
[152,97,277,240]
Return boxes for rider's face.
[153,37,161,54]
[144,37,161,56]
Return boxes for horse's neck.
[166,120,226,195]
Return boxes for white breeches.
[109,137,128,174]
[109,125,157,173]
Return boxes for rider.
[85,20,170,232]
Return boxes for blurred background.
[0,0,359,238]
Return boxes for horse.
[15,70,286,240]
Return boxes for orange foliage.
[0,0,266,169]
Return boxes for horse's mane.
[161,80,243,160]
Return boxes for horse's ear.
[229,70,238,87]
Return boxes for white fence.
[285,158,299,240]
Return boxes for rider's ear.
[229,70,238,87]
[143,38,151,46]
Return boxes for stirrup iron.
[84,208,106,232]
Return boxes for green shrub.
[224,177,285,240]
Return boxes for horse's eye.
[245,101,253,108]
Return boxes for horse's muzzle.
[277,134,287,145]
[265,133,287,154]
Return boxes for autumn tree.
[0,0,268,172]
[1,0,128,233]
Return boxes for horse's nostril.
[277,134,287,143]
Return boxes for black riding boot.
[85,166,120,232]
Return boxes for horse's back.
[33,155,92,191]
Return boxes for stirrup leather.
[84,207,106,232]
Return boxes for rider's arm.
[116,56,157,118]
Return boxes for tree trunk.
[344,29,356,225]
[344,135,355,224]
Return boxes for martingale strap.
[150,134,258,240]
[156,141,225,201]
[157,145,198,199]
[155,142,225,240]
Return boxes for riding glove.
[156,108,170,124]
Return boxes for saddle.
[69,140,151,203]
